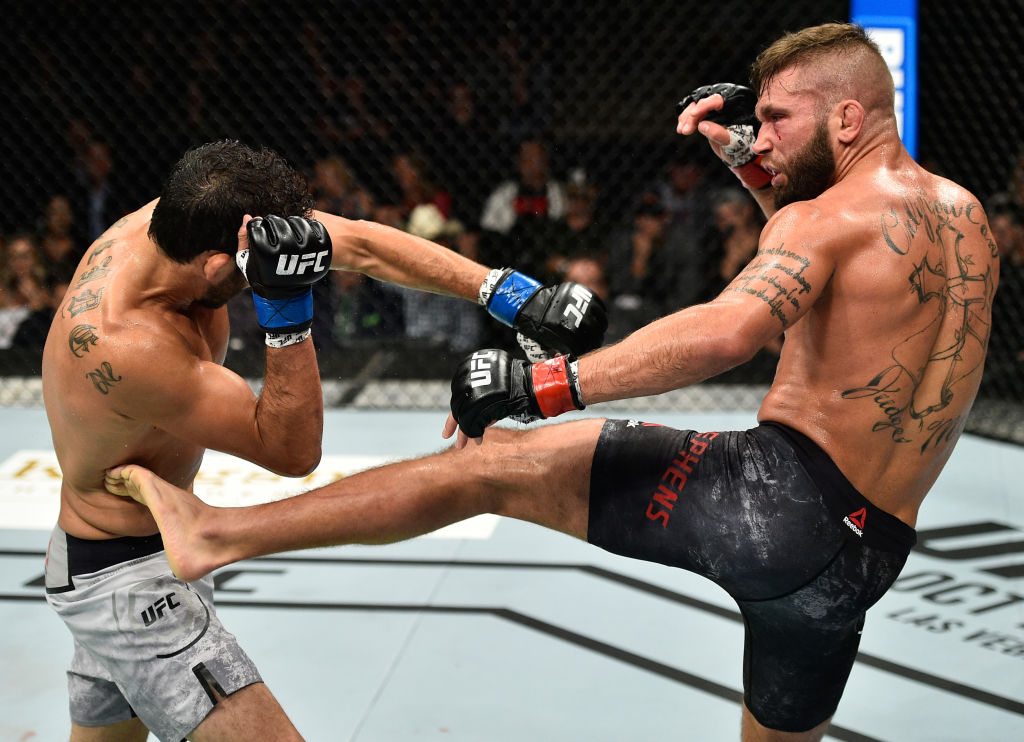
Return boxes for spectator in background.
[541,169,611,284]
[654,158,714,236]
[480,137,566,235]
[480,137,567,278]
[435,80,498,228]
[390,150,453,221]
[72,139,130,242]
[985,192,1024,395]
[0,233,51,349]
[326,197,406,346]
[563,255,609,303]
[705,189,781,378]
[705,188,766,298]
[606,195,712,338]
[310,155,373,220]
[396,204,483,352]
[11,279,70,359]
[37,194,83,288]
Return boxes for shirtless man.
[42,140,605,742]
[104,25,999,740]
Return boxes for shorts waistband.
[758,422,917,552]
[64,527,165,576]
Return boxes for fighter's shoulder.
[761,196,853,255]
[98,307,198,374]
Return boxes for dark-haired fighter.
[105,24,999,741]
[43,140,605,742]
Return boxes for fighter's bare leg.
[105,419,604,582]
[741,703,830,742]
[190,682,302,741]
[69,717,149,742]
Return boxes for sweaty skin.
[44,203,490,541]
[102,38,997,742]
[593,65,998,525]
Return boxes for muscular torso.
[759,166,998,524]
[42,203,229,539]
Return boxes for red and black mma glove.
[478,268,608,362]
[677,83,771,191]
[450,349,584,438]
[237,215,332,347]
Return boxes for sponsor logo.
[275,250,330,276]
[140,592,181,626]
[844,507,867,537]
[562,285,593,328]
[469,350,496,388]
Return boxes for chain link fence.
[1,1,1022,442]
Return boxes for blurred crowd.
[1,5,1022,390]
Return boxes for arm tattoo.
[724,244,812,328]
[68,324,100,357]
[87,239,114,265]
[86,362,123,395]
[63,287,105,318]
[75,256,112,287]
[845,198,994,453]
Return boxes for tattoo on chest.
[85,362,123,395]
[725,245,812,328]
[68,324,99,357]
[843,197,995,453]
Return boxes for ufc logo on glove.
[562,285,593,328]
[469,350,496,387]
[275,250,330,276]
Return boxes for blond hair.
[751,23,893,113]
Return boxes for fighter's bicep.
[111,346,259,453]
[720,209,834,333]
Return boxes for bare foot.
[105,464,220,582]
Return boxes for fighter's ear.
[835,99,865,144]
[201,250,235,282]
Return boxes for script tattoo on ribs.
[843,197,995,453]
[725,244,812,328]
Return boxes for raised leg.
[105,419,605,582]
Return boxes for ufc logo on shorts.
[469,350,496,387]
[562,285,593,328]
[140,592,181,627]
[276,250,330,276]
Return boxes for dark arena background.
[2,3,1024,741]
[0,0,1021,437]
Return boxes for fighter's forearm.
[576,303,757,405]
[252,339,324,477]
[316,211,489,301]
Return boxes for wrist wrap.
[530,355,584,418]
[484,269,541,327]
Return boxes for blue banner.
[851,0,918,157]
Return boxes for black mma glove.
[677,83,772,191]
[237,215,332,346]
[450,349,584,438]
[478,268,607,361]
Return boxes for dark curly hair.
[149,140,315,263]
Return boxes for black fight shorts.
[587,419,916,732]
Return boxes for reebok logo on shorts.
[843,507,867,537]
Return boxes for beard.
[772,120,836,210]
[197,267,247,308]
